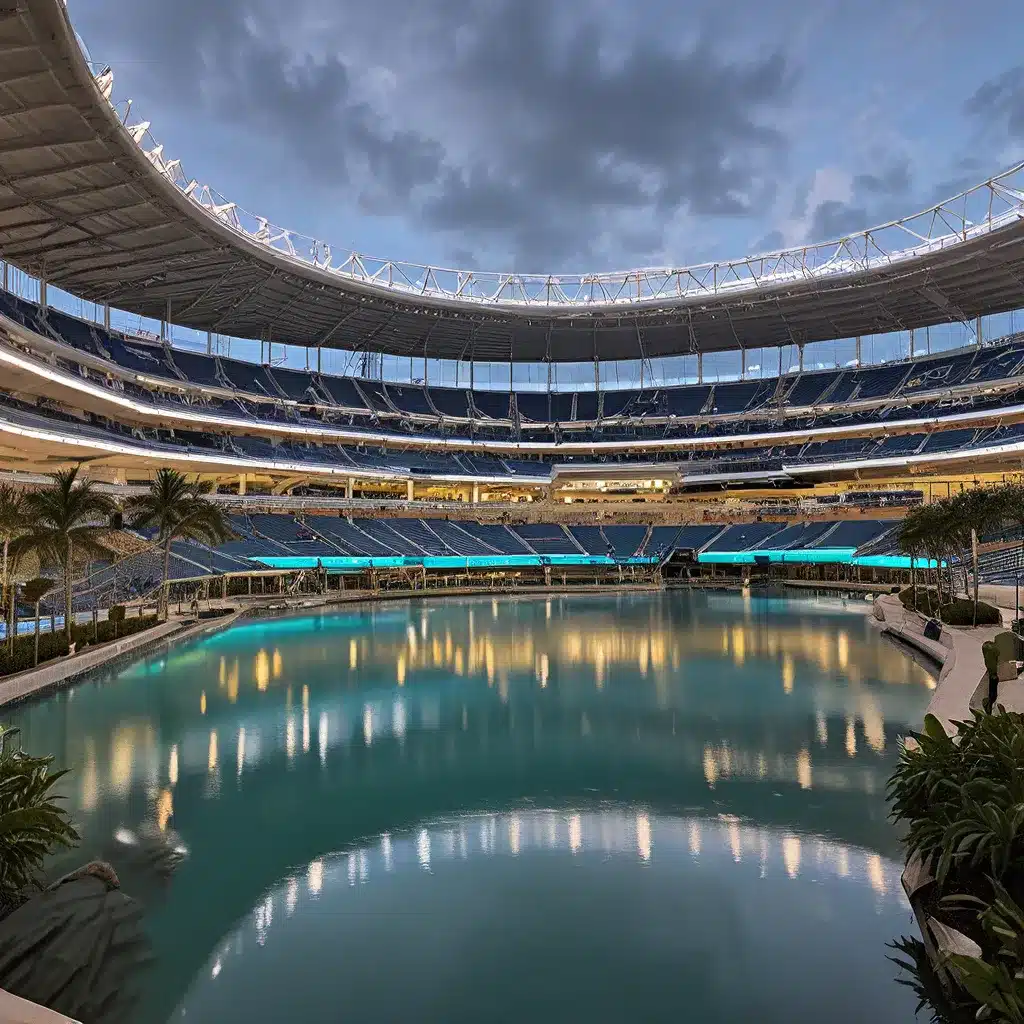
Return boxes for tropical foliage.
[945,884,1024,1023]
[0,728,79,908]
[889,711,1024,886]
[898,484,1024,625]
[0,485,28,658]
[124,469,233,613]
[16,467,115,643]
[889,710,1024,1021]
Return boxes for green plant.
[940,600,1002,627]
[0,728,79,906]
[983,641,1001,680]
[888,711,1024,887]
[125,470,233,616]
[946,881,1024,1022]
[0,485,27,659]
[888,935,977,1024]
[22,578,55,668]
[900,586,943,617]
[16,467,115,644]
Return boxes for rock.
[0,871,152,1023]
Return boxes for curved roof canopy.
[1,0,1024,361]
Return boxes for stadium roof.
[2,1,1024,362]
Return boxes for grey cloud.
[423,3,795,264]
[800,162,913,243]
[854,161,910,196]
[805,200,871,241]
[750,230,785,253]
[74,0,796,270]
[965,66,1024,140]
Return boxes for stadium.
[0,1,1022,607]
[3,2,1024,1022]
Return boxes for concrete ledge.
[0,612,242,709]
[0,989,78,1023]
[873,594,1007,734]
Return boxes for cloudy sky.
[69,0,1024,277]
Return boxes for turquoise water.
[4,590,933,1023]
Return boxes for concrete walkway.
[874,594,1021,733]
[0,611,242,709]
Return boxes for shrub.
[900,586,943,617]
[940,599,1002,627]
[0,728,79,906]
[0,632,69,676]
[946,882,1024,1022]
[71,615,159,651]
[888,711,1024,888]
[0,614,161,676]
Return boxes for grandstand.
[0,0,1023,603]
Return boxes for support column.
[909,328,916,358]
[976,316,983,346]
[238,474,246,496]
[206,331,212,355]
[345,477,354,499]
[855,336,862,366]
[406,479,414,501]
[1,261,6,292]
[697,352,703,384]
[472,481,480,504]
[103,303,111,330]
[739,347,746,380]
[317,345,322,373]
[40,278,47,310]
[798,344,804,372]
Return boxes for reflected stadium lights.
[318,712,328,766]
[308,859,324,896]
[569,813,582,854]
[636,812,651,863]
[797,749,812,790]
[782,835,801,879]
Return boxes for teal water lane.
[3,589,933,1023]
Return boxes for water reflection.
[2,590,932,1022]
[177,811,915,1024]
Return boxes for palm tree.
[0,727,79,907]
[17,467,116,644]
[995,483,1024,617]
[0,485,27,655]
[897,510,927,611]
[22,578,55,667]
[951,487,1008,625]
[124,469,233,616]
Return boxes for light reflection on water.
[178,811,915,1024]
[2,590,932,1022]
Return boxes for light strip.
[3,407,1024,484]
[2,335,1022,458]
